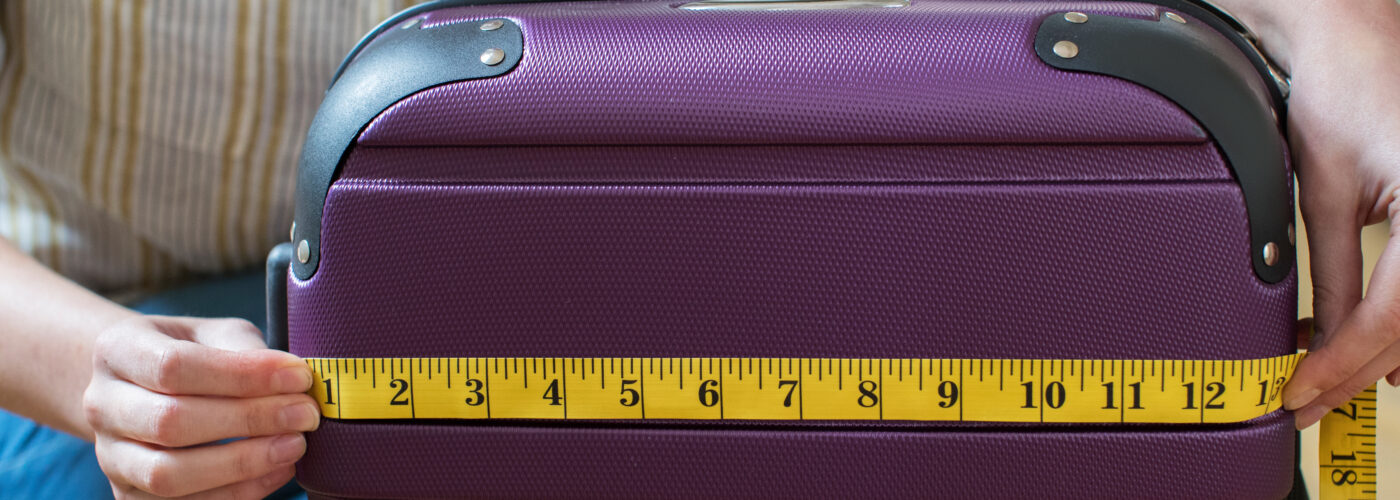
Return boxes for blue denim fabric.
[0,271,305,499]
[0,410,113,499]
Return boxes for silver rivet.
[1053,41,1079,59]
[289,222,297,242]
[1064,12,1088,24]
[480,19,504,31]
[480,48,505,66]
[400,17,422,30]
[297,240,310,264]
[1269,66,1292,99]
[1164,12,1187,24]
[1263,242,1279,266]
[1287,224,1296,245]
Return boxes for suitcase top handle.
[289,0,1294,284]
[325,0,1289,106]
[675,0,911,11]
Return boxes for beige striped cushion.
[0,0,423,295]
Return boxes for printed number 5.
[620,379,640,407]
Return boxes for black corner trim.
[328,0,565,89]
[1035,11,1293,283]
[266,242,294,352]
[292,13,523,280]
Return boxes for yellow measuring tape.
[303,353,1377,498]
[1319,383,1380,499]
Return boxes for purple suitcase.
[267,0,1299,497]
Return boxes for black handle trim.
[1035,11,1294,283]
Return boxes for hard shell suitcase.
[268,0,1299,497]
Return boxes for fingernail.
[276,366,312,393]
[269,434,305,465]
[1294,405,1328,430]
[279,403,320,431]
[1283,388,1320,410]
[1388,373,1400,387]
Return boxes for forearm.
[0,237,137,440]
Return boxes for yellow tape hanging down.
[304,355,1302,423]
[1319,383,1379,500]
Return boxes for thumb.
[1281,186,1364,410]
[1285,216,1400,415]
[1383,199,1400,388]
[1299,200,1364,349]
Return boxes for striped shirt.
[0,0,422,296]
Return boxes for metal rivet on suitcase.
[1052,41,1078,59]
[1164,12,1187,24]
[1263,242,1280,266]
[480,20,504,31]
[1064,12,1088,24]
[297,240,310,264]
[480,48,506,66]
[1270,66,1292,99]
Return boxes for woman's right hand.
[83,316,318,499]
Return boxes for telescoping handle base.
[265,242,294,352]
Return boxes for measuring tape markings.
[303,353,1382,499]
[1319,383,1379,499]
[304,354,1301,423]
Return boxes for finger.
[1292,338,1400,429]
[1296,318,1316,351]
[87,379,318,447]
[1293,404,1329,431]
[189,318,269,352]
[181,465,296,500]
[98,433,305,498]
[1387,367,1400,387]
[95,319,311,397]
[1285,227,1400,411]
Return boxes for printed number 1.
[322,379,334,405]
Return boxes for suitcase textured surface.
[282,0,1298,497]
